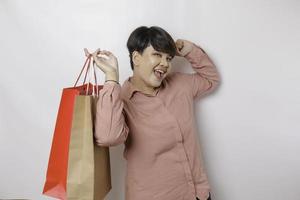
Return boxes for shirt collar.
[122,76,165,100]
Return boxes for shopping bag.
[43,55,112,200]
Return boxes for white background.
[0,0,299,200]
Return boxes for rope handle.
[74,55,92,87]
[73,54,100,97]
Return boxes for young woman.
[85,26,219,200]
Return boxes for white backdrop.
[0,0,299,200]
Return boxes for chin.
[149,74,165,87]
[153,80,163,87]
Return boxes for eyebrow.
[153,51,173,58]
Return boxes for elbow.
[208,69,221,92]
[211,78,221,91]
[213,72,222,91]
[94,137,114,147]
[94,125,129,147]
[205,79,220,96]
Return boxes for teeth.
[154,70,163,78]
[155,69,165,74]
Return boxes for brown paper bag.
[67,90,111,200]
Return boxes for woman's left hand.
[175,39,194,57]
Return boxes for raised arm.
[85,48,129,147]
[176,42,220,99]
[94,81,129,147]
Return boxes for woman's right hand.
[84,48,119,81]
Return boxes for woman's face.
[132,45,173,92]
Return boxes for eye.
[167,57,173,62]
[153,53,161,57]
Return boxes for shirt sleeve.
[177,43,220,99]
[94,81,129,147]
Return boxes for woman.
[85,26,219,200]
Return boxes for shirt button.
[188,181,194,185]
[177,134,183,143]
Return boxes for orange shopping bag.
[43,55,112,200]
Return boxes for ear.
[132,50,142,67]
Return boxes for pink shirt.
[94,43,220,200]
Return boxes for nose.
[160,56,169,67]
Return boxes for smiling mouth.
[153,69,166,79]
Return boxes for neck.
[129,75,158,95]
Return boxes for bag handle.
[73,54,99,95]
[85,56,99,96]
[74,55,92,88]
[93,59,99,96]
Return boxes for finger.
[93,51,110,61]
[176,46,183,53]
[93,48,101,55]
[92,54,105,65]
[176,39,183,45]
[100,50,112,56]
[104,50,112,54]
[96,53,109,60]
[93,51,103,58]
[175,47,184,56]
[177,40,184,50]
[176,44,183,52]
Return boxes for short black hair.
[126,26,177,70]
